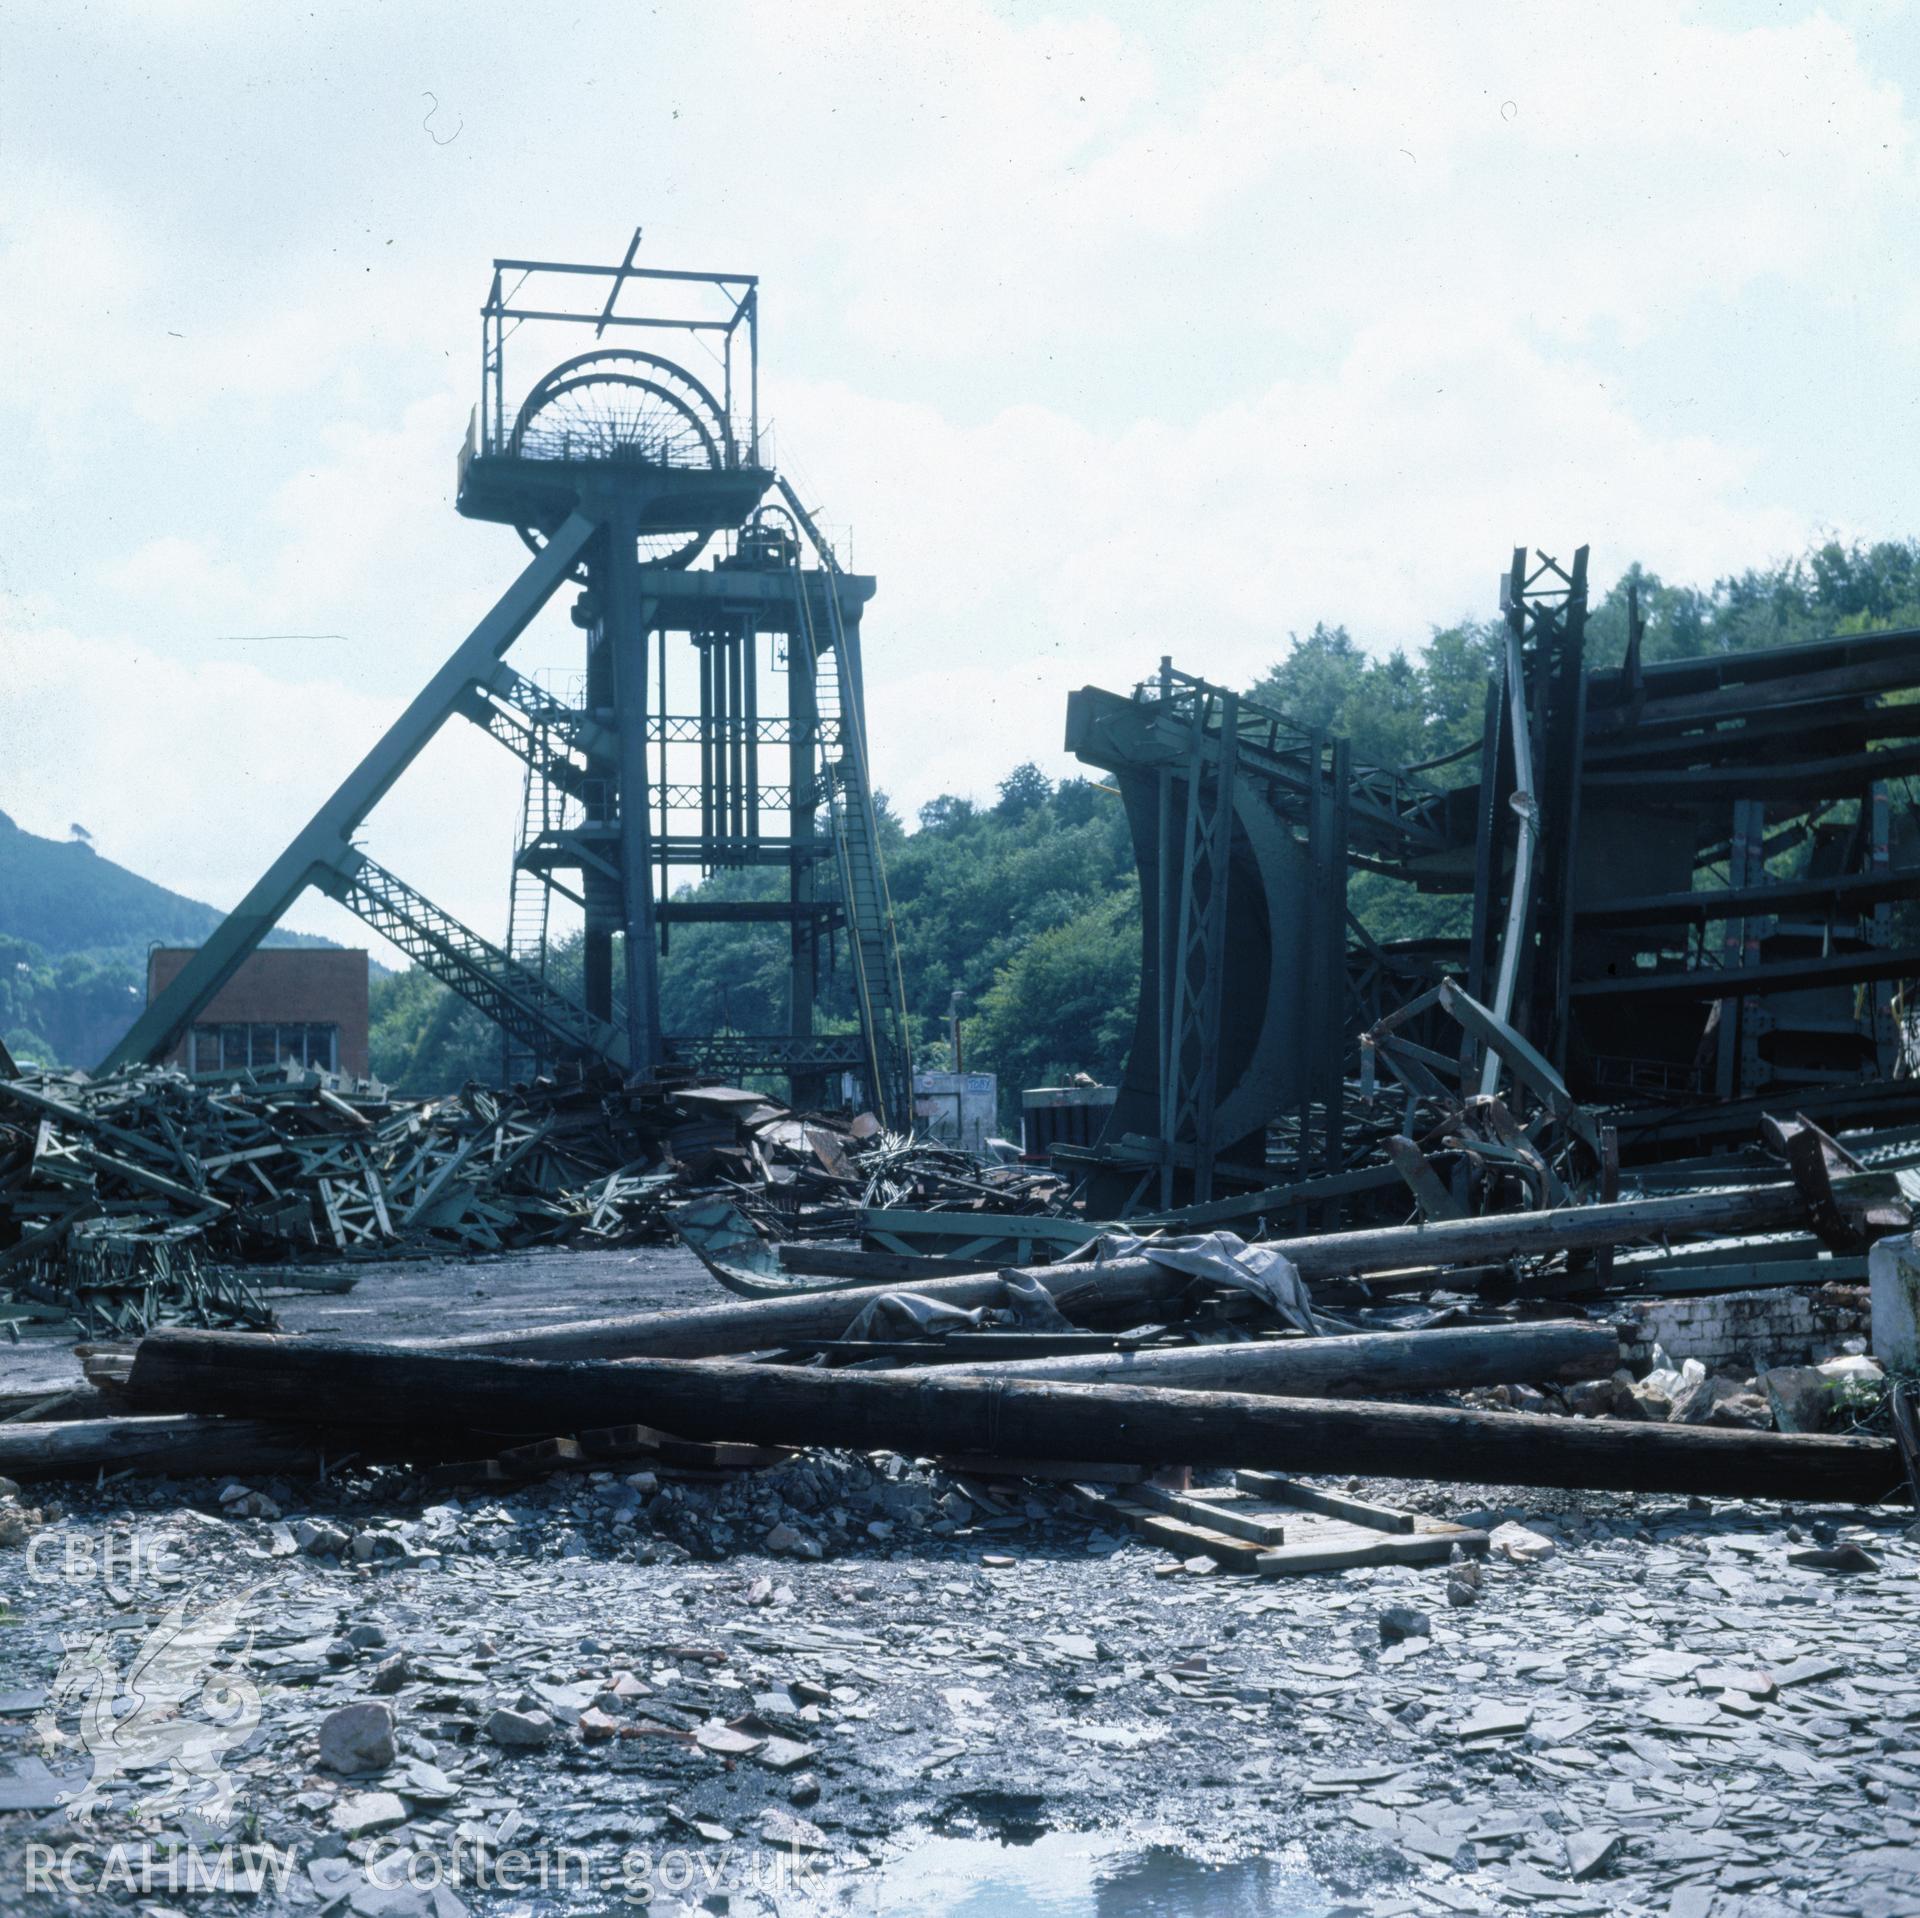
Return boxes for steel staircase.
[501,759,561,1083]
[318,850,627,1072]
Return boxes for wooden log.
[777,1246,998,1283]
[420,1254,1193,1359]
[419,1182,1819,1362]
[0,1416,378,1481]
[941,1321,1620,1394]
[0,1385,115,1424]
[1272,1184,1815,1282]
[0,1408,488,1481]
[125,1330,1900,1502]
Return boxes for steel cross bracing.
[501,750,567,1083]
[1156,673,1240,1208]
[666,1031,869,1076]
[648,713,842,748]
[464,514,913,1119]
[316,852,628,1071]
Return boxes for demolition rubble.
[7,240,1920,1905]
[0,1063,1069,1336]
[6,1100,1920,1915]
[2,1209,1917,1918]
[6,988,1918,1916]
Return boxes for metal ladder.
[501,758,558,1084]
[495,668,592,1084]
[785,534,914,1126]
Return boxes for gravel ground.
[1,1249,1915,1917]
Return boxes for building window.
[189,1023,339,1075]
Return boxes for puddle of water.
[821,1832,1335,1917]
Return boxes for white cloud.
[107,536,253,615]
[808,2,1914,359]
[2,0,1915,961]
[781,307,1808,812]
[0,614,525,956]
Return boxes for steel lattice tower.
[116,244,914,1123]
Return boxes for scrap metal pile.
[0,1062,1068,1339]
[849,1132,1070,1217]
[4,1163,1914,1544]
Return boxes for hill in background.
[0,809,342,1070]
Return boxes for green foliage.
[367,964,499,1094]
[1246,622,1499,777]
[882,774,1138,1091]
[0,809,349,1070]
[1585,538,1920,667]
[656,865,804,1039]
[995,762,1053,821]
[0,934,158,1071]
[971,892,1139,1095]
[1245,622,1499,948]
[0,818,197,1063]
[650,772,1140,1118]
[0,807,225,955]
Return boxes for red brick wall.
[147,948,370,1078]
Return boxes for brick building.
[147,947,370,1080]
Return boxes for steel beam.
[102,512,599,1070]
[1583,739,1920,799]
[1571,945,1920,1002]
[603,531,663,1075]
[1577,865,1920,928]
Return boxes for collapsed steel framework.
[111,247,914,1122]
[1068,545,1920,1215]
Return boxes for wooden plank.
[497,1435,587,1472]
[1133,1481,1289,1546]
[1256,1521,1463,1577]
[1233,1470,1417,1533]
[1069,1484,1269,1570]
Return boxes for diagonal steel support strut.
[101,511,601,1071]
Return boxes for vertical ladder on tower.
[787,549,914,1127]
[502,756,557,1085]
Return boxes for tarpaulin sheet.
[1070,1230,1319,1335]
[840,1270,1077,1342]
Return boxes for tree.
[916,794,977,834]
[971,894,1139,1096]
[367,966,498,1093]
[1247,623,1444,772]
[995,762,1052,820]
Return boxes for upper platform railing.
[475,234,761,467]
